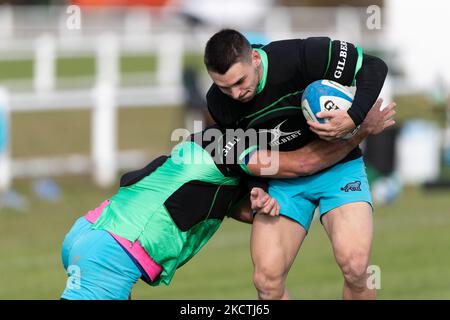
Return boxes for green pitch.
[1,176,449,299]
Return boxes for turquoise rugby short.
[61,217,141,300]
[268,157,373,232]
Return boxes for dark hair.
[204,29,252,74]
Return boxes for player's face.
[209,50,262,103]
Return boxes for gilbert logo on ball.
[301,80,359,139]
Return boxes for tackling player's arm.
[245,99,395,178]
[301,37,388,139]
[227,196,254,224]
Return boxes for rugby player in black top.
[204,29,393,300]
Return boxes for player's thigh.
[321,202,373,263]
[251,214,306,276]
[317,157,373,258]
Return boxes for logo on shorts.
[341,181,361,192]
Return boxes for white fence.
[0,5,388,190]
[0,30,186,191]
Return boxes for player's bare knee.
[258,288,285,300]
[253,269,285,299]
[338,253,370,286]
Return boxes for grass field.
[1,56,450,299]
[1,106,450,299]
[1,176,450,299]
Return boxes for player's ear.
[252,50,261,67]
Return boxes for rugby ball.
[301,80,358,139]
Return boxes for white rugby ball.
[301,80,358,139]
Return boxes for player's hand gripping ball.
[301,80,359,139]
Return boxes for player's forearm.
[247,129,368,178]
[275,134,364,177]
[347,54,388,126]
